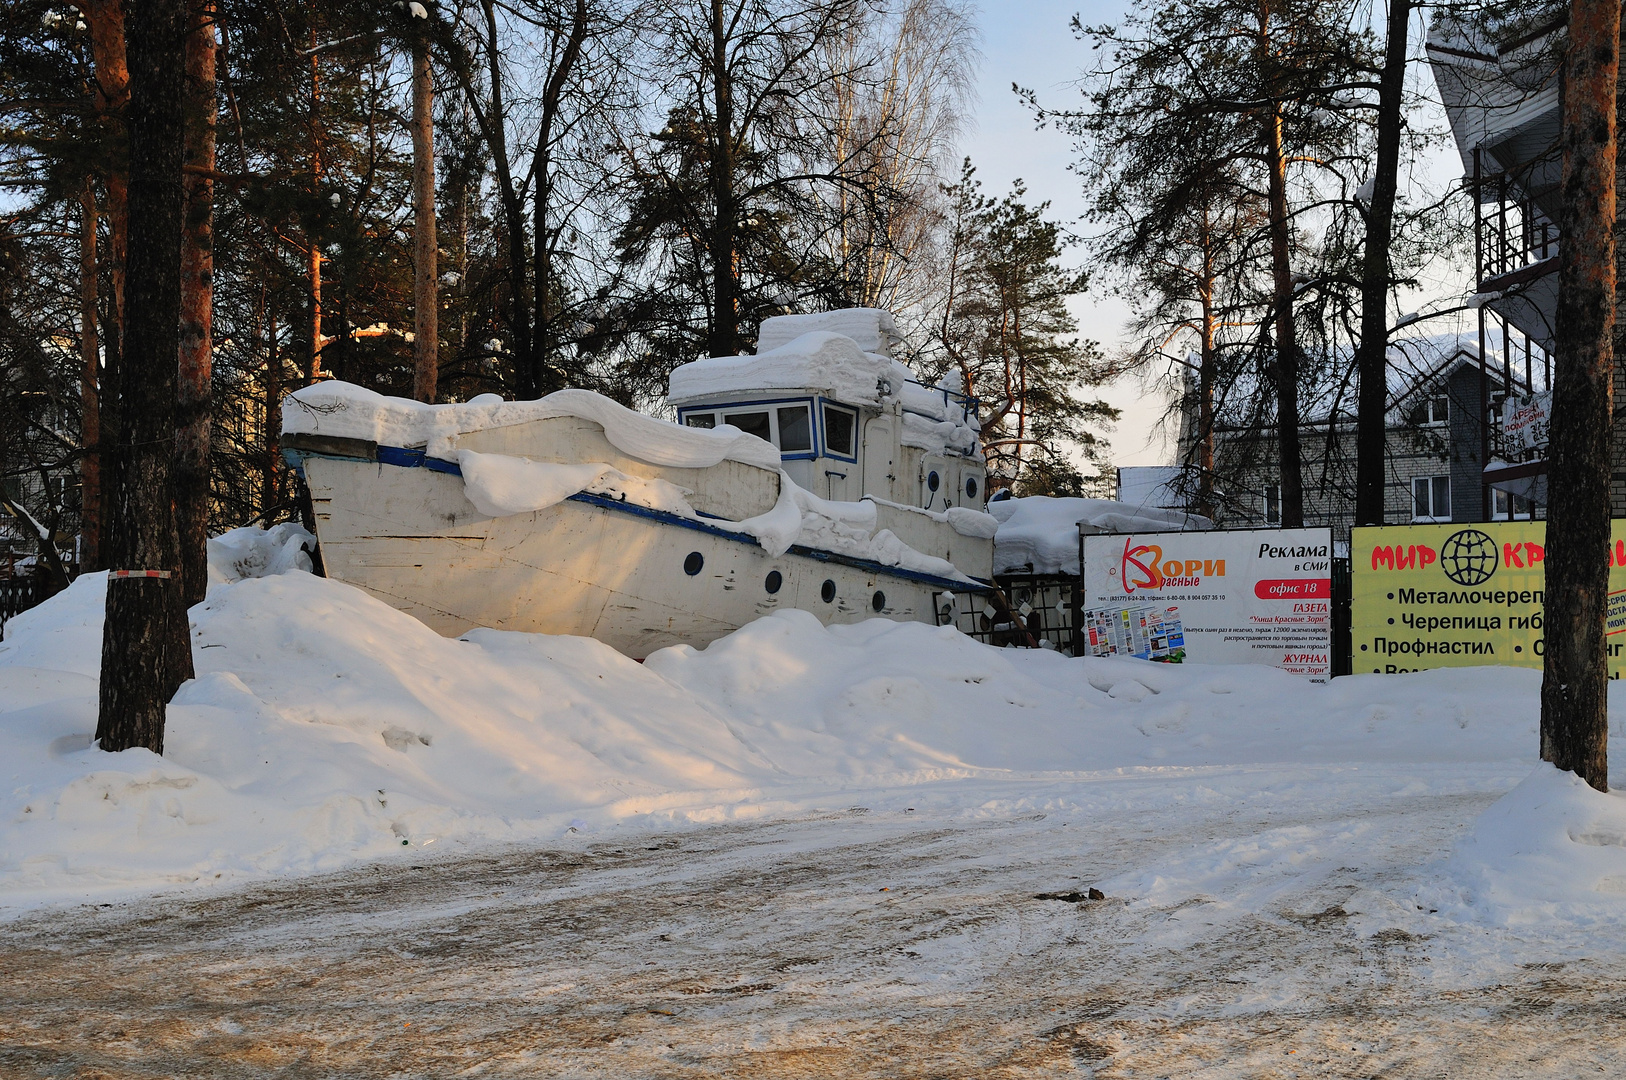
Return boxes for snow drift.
[0,534,1571,909]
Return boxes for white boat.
[282,309,999,658]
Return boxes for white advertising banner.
[1080,527,1335,677]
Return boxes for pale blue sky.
[960,0,1168,468]
[958,1,1471,472]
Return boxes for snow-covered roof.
[283,382,784,471]
[1117,466,1185,513]
[988,496,1212,576]
[1426,11,1562,210]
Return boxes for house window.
[1493,489,1534,520]
[1264,484,1281,525]
[1412,394,1449,426]
[1412,475,1451,521]
[683,412,716,429]
[822,403,857,458]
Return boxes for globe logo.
[1439,529,1499,586]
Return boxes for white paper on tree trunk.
[1081,527,1335,678]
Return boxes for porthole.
[820,579,836,603]
[927,470,940,492]
[765,570,783,594]
[684,551,704,576]
[965,476,979,499]
[872,590,886,612]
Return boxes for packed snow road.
[5,767,1624,1079]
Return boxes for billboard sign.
[1080,527,1334,677]
[1503,391,1551,455]
[1351,521,1626,676]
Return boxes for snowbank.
[0,542,1564,906]
[1422,765,1626,927]
[989,496,1213,575]
[207,522,315,584]
[283,382,783,471]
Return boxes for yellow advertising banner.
[1351,522,1626,676]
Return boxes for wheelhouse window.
[775,405,813,452]
[822,403,857,458]
[680,399,821,455]
[1413,475,1451,522]
[724,410,772,443]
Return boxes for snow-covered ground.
[4,531,1626,1075]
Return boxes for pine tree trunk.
[85,0,129,537]
[78,180,102,573]
[96,0,195,756]
[1354,0,1410,526]
[263,299,282,514]
[306,41,323,383]
[1264,103,1303,528]
[1542,0,1618,792]
[411,38,438,404]
[176,1,216,608]
[479,0,533,396]
[1198,289,1216,521]
[531,0,587,397]
[708,0,738,359]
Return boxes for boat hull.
[298,453,984,658]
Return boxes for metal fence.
[0,576,50,640]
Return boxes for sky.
[958,1,1474,474]
[959,0,1176,470]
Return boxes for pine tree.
[937,164,1117,496]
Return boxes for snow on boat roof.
[283,381,784,471]
[667,330,910,408]
[754,308,904,357]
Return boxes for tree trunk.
[1542,0,1618,792]
[263,298,282,515]
[708,0,739,358]
[78,179,102,573]
[530,0,587,397]
[479,0,534,396]
[85,0,129,535]
[176,1,216,608]
[1195,206,1217,521]
[306,41,323,383]
[97,0,195,755]
[1353,0,1411,526]
[1264,102,1303,528]
[411,38,438,404]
